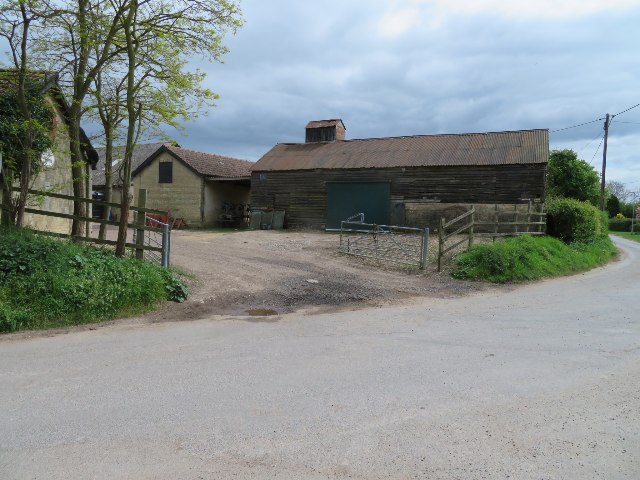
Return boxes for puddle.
[245,308,279,316]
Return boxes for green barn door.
[326,182,391,229]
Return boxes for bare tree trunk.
[99,125,113,240]
[14,5,32,227]
[115,0,138,257]
[69,119,87,237]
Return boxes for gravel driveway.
[150,229,494,322]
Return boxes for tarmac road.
[1,236,639,479]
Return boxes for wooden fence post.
[493,203,499,242]
[135,189,147,260]
[468,206,474,247]
[438,217,445,272]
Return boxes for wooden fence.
[437,203,546,271]
[12,187,170,263]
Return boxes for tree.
[605,194,621,218]
[0,0,54,226]
[0,74,54,225]
[606,180,630,202]
[547,149,600,205]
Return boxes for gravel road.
[0,236,638,479]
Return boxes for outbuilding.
[132,145,253,227]
[250,120,548,229]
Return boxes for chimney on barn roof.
[305,119,346,143]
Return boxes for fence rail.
[12,187,170,266]
[340,215,429,269]
[437,203,546,271]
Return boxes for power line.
[551,117,605,133]
[612,120,640,125]
[613,103,640,117]
[590,134,604,165]
[580,129,606,152]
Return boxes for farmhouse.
[132,144,253,227]
[250,120,548,229]
[0,70,97,234]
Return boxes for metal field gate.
[339,214,429,269]
[133,215,171,267]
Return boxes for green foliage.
[0,227,188,332]
[0,77,55,181]
[163,270,189,303]
[606,194,621,218]
[546,197,608,243]
[547,149,600,205]
[453,235,616,283]
[608,217,640,232]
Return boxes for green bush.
[0,226,188,331]
[453,235,616,283]
[546,197,608,243]
[608,217,640,232]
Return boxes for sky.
[161,0,640,191]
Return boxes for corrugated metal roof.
[252,129,549,171]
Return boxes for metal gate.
[339,213,429,269]
[133,215,171,267]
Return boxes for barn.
[250,120,548,230]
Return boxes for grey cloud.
[168,1,639,186]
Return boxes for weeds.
[0,226,188,332]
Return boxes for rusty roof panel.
[305,119,345,129]
[252,129,548,171]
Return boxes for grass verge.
[452,235,616,283]
[610,232,640,243]
[0,226,188,333]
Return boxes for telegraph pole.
[600,113,610,211]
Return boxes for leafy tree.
[0,0,54,226]
[0,76,54,225]
[605,194,621,218]
[547,149,600,205]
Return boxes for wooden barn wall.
[250,164,547,229]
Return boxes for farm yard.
[148,228,497,323]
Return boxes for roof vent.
[305,119,346,143]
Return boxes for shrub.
[546,197,608,243]
[453,235,616,283]
[608,217,640,232]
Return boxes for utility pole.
[600,113,610,211]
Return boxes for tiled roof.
[253,129,549,171]
[92,142,170,186]
[164,146,253,177]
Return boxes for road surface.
[1,236,639,479]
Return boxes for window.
[159,161,173,183]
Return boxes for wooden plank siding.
[250,164,547,229]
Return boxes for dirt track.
[149,229,497,321]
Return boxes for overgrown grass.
[452,235,616,283]
[611,231,640,243]
[0,227,188,333]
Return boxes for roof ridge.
[278,128,549,146]
[168,145,253,163]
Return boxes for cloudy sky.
[167,0,640,190]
